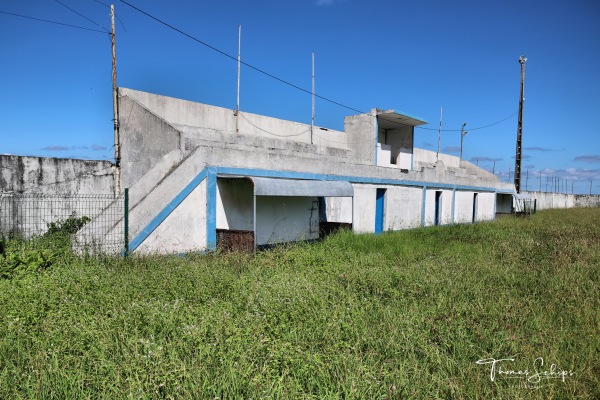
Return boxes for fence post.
[124,188,129,258]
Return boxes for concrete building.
[111,88,516,253]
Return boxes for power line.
[0,10,107,33]
[54,0,109,32]
[119,0,364,115]
[119,0,518,134]
[416,111,518,132]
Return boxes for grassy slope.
[0,208,598,399]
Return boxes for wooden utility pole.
[236,25,241,133]
[111,4,121,196]
[514,55,527,193]
[311,52,315,144]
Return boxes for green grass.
[1,208,598,399]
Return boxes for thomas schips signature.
[476,356,575,384]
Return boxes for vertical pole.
[436,106,442,161]
[539,173,542,192]
[526,169,529,191]
[236,24,241,133]
[124,187,129,257]
[514,55,527,193]
[111,4,121,197]
[459,123,466,162]
[571,180,574,194]
[492,160,496,175]
[311,52,315,145]
[590,179,593,195]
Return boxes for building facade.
[113,88,515,253]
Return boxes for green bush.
[0,213,89,279]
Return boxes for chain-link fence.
[0,192,127,256]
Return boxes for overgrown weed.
[0,208,598,398]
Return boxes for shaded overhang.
[219,176,354,197]
[377,109,428,129]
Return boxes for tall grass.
[0,208,598,399]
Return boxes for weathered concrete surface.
[136,181,207,254]
[0,155,113,195]
[523,191,600,210]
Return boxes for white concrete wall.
[424,189,453,226]
[324,196,353,223]
[255,196,319,246]
[344,113,377,164]
[216,178,253,230]
[454,191,475,223]
[352,185,377,232]
[477,192,496,221]
[136,180,207,254]
[386,186,423,230]
[413,148,460,168]
[120,87,348,153]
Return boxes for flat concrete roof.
[377,109,428,129]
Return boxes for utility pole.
[459,123,467,162]
[311,52,315,145]
[436,106,442,161]
[236,25,241,133]
[514,55,527,193]
[111,4,120,197]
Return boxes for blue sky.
[1,0,599,194]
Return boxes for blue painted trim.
[375,188,386,233]
[421,186,427,226]
[451,189,456,224]
[215,166,508,194]
[130,165,512,252]
[206,168,217,250]
[129,168,209,252]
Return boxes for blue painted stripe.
[214,166,511,193]
[130,165,513,252]
[421,186,427,226]
[206,168,217,251]
[451,189,456,224]
[129,168,209,252]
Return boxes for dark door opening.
[472,193,478,223]
[434,191,442,226]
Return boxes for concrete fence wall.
[0,155,114,195]
[523,191,600,210]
